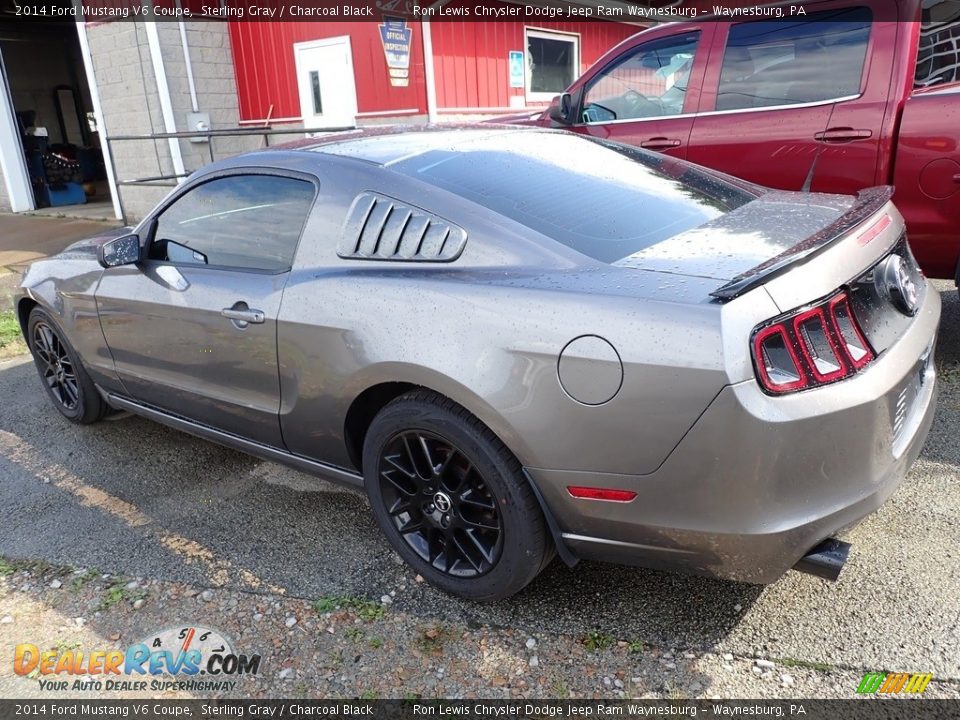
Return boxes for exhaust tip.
[793,538,851,581]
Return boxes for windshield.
[390,132,757,264]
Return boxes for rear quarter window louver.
[337,192,467,262]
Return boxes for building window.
[525,28,580,102]
[310,71,323,115]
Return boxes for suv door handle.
[221,306,265,326]
[640,137,682,150]
[814,128,873,143]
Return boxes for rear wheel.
[363,390,551,601]
[27,307,107,424]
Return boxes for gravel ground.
[2,558,958,700]
[0,283,958,700]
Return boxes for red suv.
[517,0,960,281]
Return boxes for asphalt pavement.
[0,282,958,686]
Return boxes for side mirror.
[98,234,141,268]
[548,93,574,125]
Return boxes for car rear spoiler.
[710,186,895,301]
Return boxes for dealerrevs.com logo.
[13,625,261,693]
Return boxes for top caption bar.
[13,1,916,23]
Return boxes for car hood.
[614,191,856,281]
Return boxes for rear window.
[717,7,872,111]
[916,0,960,88]
[390,132,756,264]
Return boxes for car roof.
[237,124,547,168]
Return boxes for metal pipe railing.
[105,126,356,223]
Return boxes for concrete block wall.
[87,21,260,222]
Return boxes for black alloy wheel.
[363,390,552,601]
[27,307,108,424]
[32,321,79,410]
[378,430,503,578]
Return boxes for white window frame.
[524,27,581,102]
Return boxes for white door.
[294,38,358,130]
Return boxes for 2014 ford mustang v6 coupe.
[14,127,939,600]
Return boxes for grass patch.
[97,580,145,611]
[582,630,615,652]
[0,311,26,358]
[778,657,833,672]
[312,595,385,622]
[0,558,15,577]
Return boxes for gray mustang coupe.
[14,127,938,600]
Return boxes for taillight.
[752,291,875,395]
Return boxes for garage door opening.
[0,18,116,219]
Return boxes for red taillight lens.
[752,291,875,395]
[828,295,874,370]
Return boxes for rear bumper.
[526,286,940,583]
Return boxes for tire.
[363,390,552,601]
[27,307,108,425]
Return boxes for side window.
[716,8,872,112]
[148,175,314,273]
[916,1,960,88]
[582,32,700,124]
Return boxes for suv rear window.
[717,7,872,111]
[391,132,757,264]
[916,1,960,87]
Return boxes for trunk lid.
[614,187,894,296]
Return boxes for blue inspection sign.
[509,50,524,88]
[379,17,412,87]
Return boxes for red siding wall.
[229,21,427,122]
[228,16,639,122]
[430,11,640,110]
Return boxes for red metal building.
[228,4,643,126]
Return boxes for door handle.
[639,137,682,150]
[221,306,265,326]
[814,128,873,143]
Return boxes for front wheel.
[363,390,552,601]
[27,307,108,424]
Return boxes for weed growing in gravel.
[55,639,81,654]
[312,595,385,622]
[583,630,615,652]
[326,649,344,671]
[779,657,833,672]
[0,558,14,577]
[415,624,455,654]
[98,580,146,611]
[627,640,646,653]
[70,569,100,593]
[345,627,365,643]
[552,680,570,699]
[359,691,378,700]
[99,583,126,611]
[368,637,383,649]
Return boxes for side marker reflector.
[567,486,637,502]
